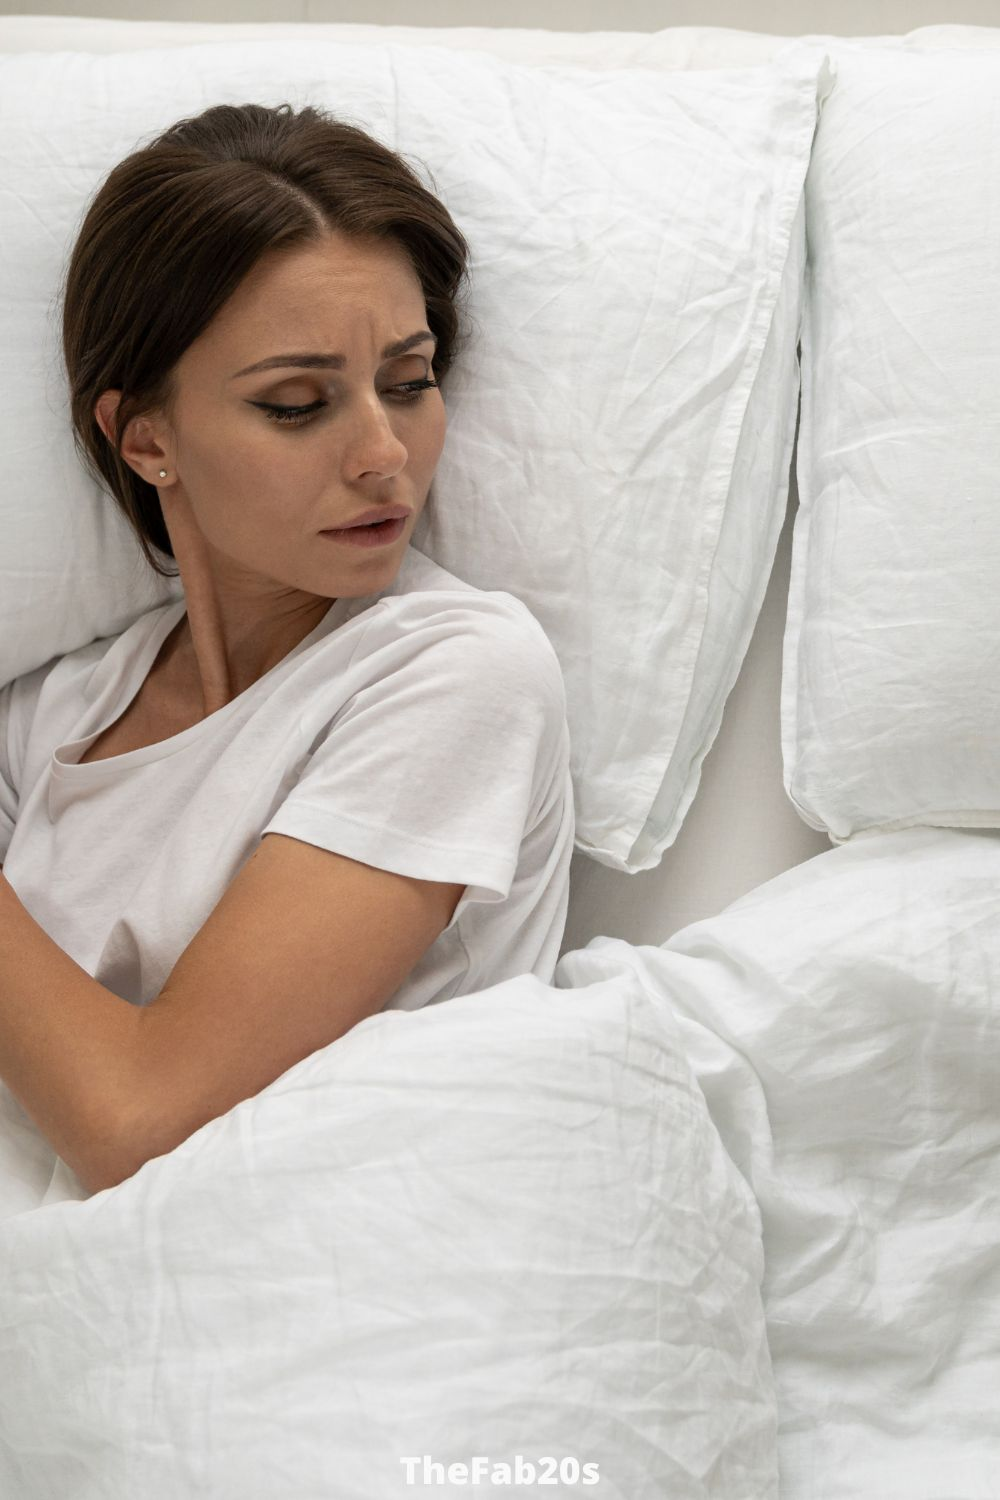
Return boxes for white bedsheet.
[556,826,1000,1498]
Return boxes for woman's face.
[151,230,447,599]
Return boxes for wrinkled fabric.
[557,826,1000,1498]
[786,43,1000,844]
[0,969,776,1500]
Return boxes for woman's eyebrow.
[230,330,437,380]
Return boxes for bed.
[0,12,998,1499]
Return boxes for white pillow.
[0,37,829,871]
[783,42,1000,843]
[0,969,776,1500]
[558,825,1000,1496]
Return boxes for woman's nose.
[347,393,408,476]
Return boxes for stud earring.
[158,469,167,480]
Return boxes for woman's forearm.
[0,872,143,1193]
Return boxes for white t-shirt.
[0,546,575,1016]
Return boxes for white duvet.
[557,826,1000,1498]
[2,824,997,1499]
[0,967,775,1499]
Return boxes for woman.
[0,102,574,1198]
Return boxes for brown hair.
[59,102,472,579]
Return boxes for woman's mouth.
[320,516,407,548]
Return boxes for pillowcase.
[0,967,777,1499]
[558,823,1000,1496]
[0,36,828,871]
[783,42,1000,842]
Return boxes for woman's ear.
[93,388,169,484]
[93,388,121,447]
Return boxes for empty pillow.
[783,43,1000,842]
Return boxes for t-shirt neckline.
[51,593,347,777]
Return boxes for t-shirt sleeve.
[260,598,568,907]
[0,678,20,864]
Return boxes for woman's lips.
[320,516,407,548]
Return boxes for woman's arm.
[0,841,463,1198]
[0,871,142,1194]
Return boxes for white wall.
[1,0,997,31]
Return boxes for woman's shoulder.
[361,545,559,664]
[336,550,568,740]
[5,598,180,733]
[62,599,181,691]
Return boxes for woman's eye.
[254,400,325,426]
[252,378,439,428]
